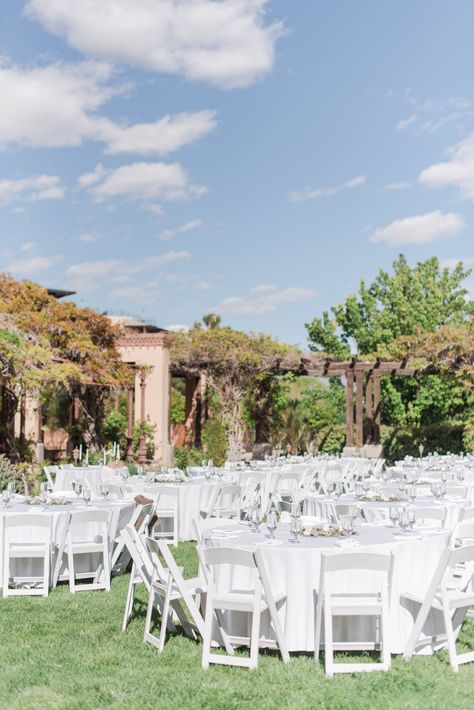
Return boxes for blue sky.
[2,1,474,347]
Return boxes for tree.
[305,255,474,429]
[0,275,131,459]
[171,326,296,460]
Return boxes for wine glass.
[289,515,302,543]
[350,505,359,525]
[340,515,353,536]
[457,470,465,484]
[355,483,364,500]
[7,481,15,495]
[39,488,48,510]
[290,502,301,518]
[2,489,11,508]
[251,506,262,533]
[99,484,109,500]
[83,488,91,506]
[408,485,417,503]
[408,508,416,530]
[389,506,398,527]
[266,510,278,539]
[326,482,335,497]
[334,482,343,499]
[73,481,83,500]
[398,508,410,534]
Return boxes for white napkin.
[256,539,282,546]
[334,539,360,548]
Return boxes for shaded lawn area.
[1,542,473,710]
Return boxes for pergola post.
[373,375,381,445]
[184,375,200,447]
[364,374,373,444]
[345,370,354,447]
[355,370,364,448]
[125,383,134,461]
[138,369,147,465]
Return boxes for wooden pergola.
[292,357,432,449]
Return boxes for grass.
[0,542,473,710]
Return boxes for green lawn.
[1,542,473,710]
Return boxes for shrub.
[201,418,228,466]
[174,447,203,471]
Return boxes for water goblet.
[398,508,410,534]
[457,470,465,484]
[99,484,108,500]
[389,506,398,527]
[251,506,262,533]
[408,508,416,530]
[83,488,91,506]
[2,489,11,508]
[340,515,353,536]
[73,481,83,500]
[408,484,417,503]
[266,510,278,539]
[355,483,364,500]
[7,481,15,495]
[290,502,301,518]
[39,489,49,510]
[289,515,302,543]
[334,482,343,499]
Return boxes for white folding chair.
[144,538,206,652]
[106,484,125,500]
[43,465,58,490]
[315,551,394,676]
[192,517,236,544]
[458,507,474,523]
[277,471,300,502]
[402,544,474,671]
[111,501,154,572]
[120,523,155,631]
[201,485,241,519]
[3,513,53,597]
[152,487,179,546]
[198,544,289,669]
[413,507,447,528]
[64,509,111,592]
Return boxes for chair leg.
[202,590,214,669]
[381,600,391,669]
[43,546,50,598]
[324,599,334,677]
[442,602,459,672]
[67,547,75,593]
[158,577,173,652]
[314,592,323,661]
[103,544,111,592]
[3,549,10,598]
[122,571,135,631]
[144,589,158,646]
[249,606,261,670]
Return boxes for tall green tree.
[305,255,474,428]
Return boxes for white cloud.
[370,210,465,247]
[75,233,101,243]
[108,285,159,305]
[383,181,411,191]
[7,255,62,275]
[0,174,66,205]
[25,0,283,89]
[160,219,203,240]
[65,250,190,290]
[100,110,217,155]
[249,283,277,293]
[419,134,474,201]
[440,257,474,270]
[79,161,206,203]
[215,286,316,316]
[20,241,36,252]
[0,58,216,154]
[395,114,417,131]
[289,175,366,203]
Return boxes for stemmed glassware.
[7,481,15,495]
[289,515,302,543]
[83,488,91,506]
[251,506,262,533]
[73,481,83,500]
[350,504,359,526]
[266,510,278,539]
[334,482,343,499]
[398,508,410,534]
[408,484,417,503]
[389,506,398,527]
[340,515,353,536]
[2,489,11,508]
[99,484,109,500]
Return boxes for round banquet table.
[203,521,451,655]
[303,493,468,529]
[0,497,135,587]
[54,466,117,497]
[114,477,228,541]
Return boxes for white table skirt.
[303,493,466,530]
[0,498,135,586]
[115,478,225,541]
[204,522,450,654]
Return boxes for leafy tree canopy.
[306,255,473,357]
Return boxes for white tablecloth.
[303,493,467,530]
[0,497,135,586]
[204,522,450,654]
[54,467,117,497]
[114,477,226,541]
